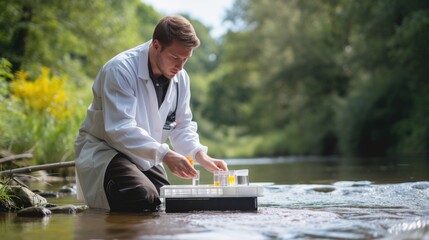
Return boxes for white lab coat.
[74,41,208,210]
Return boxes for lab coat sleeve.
[101,66,169,170]
[169,73,208,160]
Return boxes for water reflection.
[74,209,205,239]
[139,181,429,240]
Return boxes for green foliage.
[0,1,164,167]
[1,0,428,162]
[186,16,221,74]
[0,0,150,77]
[185,15,222,112]
[0,58,13,99]
[0,1,223,168]
[204,0,429,158]
[0,179,16,211]
[196,111,261,158]
[0,65,89,165]
[335,0,429,157]
[205,0,350,156]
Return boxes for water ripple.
[145,181,429,240]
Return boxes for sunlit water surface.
[1,157,428,239]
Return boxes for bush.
[0,61,87,166]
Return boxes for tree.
[336,0,429,157]
[206,0,350,155]
[0,0,158,79]
[205,0,429,157]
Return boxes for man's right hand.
[162,150,198,179]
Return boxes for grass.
[0,178,16,211]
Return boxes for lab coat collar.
[138,40,179,84]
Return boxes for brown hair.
[152,15,200,49]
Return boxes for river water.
[1,157,428,239]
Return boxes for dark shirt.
[148,58,170,108]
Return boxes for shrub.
[1,63,86,166]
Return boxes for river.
[1,156,428,239]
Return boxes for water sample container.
[235,169,249,185]
[214,171,229,186]
[192,170,200,186]
[228,170,236,186]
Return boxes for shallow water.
[1,157,428,239]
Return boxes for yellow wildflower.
[11,67,71,120]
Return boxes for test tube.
[228,170,236,186]
[214,171,228,186]
[213,171,220,186]
[192,170,200,186]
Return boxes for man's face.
[152,40,193,79]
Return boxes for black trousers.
[103,153,170,212]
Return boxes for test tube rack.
[160,185,264,213]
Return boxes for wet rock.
[333,181,372,187]
[46,204,88,214]
[59,185,77,195]
[38,191,59,198]
[75,205,89,213]
[312,187,336,193]
[7,186,47,208]
[45,203,57,208]
[48,205,78,214]
[17,207,51,217]
[411,182,429,190]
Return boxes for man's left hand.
[195,151,228,172]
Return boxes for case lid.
[160,185,264,198]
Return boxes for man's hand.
[195,151,228,172]
[162,150,198,179]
